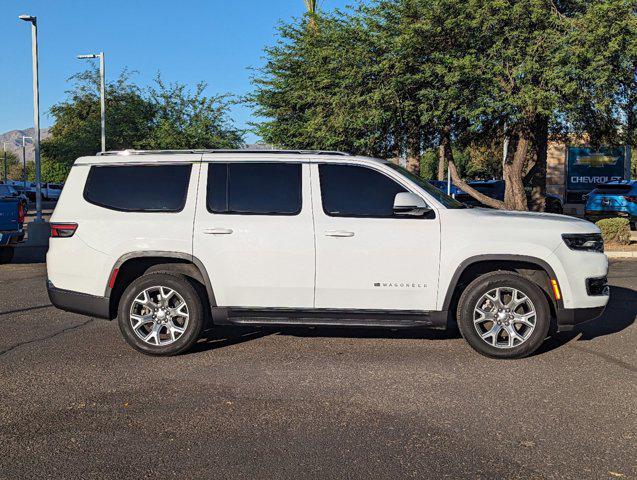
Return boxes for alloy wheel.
[129,286,189,346]
[473,287,537,349]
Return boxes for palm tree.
[304,0,318,14]
[304,0,319,30]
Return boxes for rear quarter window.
[83,164,192,212]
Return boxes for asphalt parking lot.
[0,250,635,480]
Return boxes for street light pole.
[78,52,106,152]
[2,142,7,183]
[19,14,43,223]
[22,136,33,193]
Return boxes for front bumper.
[47,280,111,319]
[556,305,606,331]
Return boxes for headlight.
[562,233,604,252]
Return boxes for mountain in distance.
[0,128,51,162]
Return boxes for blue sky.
[1,0,354,143]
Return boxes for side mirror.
[393,192,431,216]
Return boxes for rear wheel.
[0,247,15,264]
[118,272,204,356]
[457,272,550,359]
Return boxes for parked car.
[6,180,37,201]
[0,196,25,263]
[42,182,63,201]
[431,179,564,213]
[47,150,609,359]
[454,180,505,206]
[0,184,29,214]
[585,180,637,230]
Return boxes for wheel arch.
[106,251,216,319]
[441,254,563,319]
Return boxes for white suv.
[47,150,609,358]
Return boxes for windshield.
[386,163,466,209]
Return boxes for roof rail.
[96,149,350,157]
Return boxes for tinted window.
[207,163,302,215]
[319,164,408,217]
[84,164,192,212]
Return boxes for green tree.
[140,76,244,150]
[559,0,637,148]
[251,12,397,158]
[42,68,244,181]
[42,68,156,167]
[2,150,18,180]
[253,0,635,210]
[41,157,71,183]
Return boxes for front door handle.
[203,228,234,235]
[324,230,355,237]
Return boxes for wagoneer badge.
[374,282,427,288]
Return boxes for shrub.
[596,218,631,245]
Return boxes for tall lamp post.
[22,136,33,193]
[18,14,43,223]
[77,52,106,152]
[2,142,8,183]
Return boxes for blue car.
[585,180,637,229]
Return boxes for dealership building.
[546,144,632,213]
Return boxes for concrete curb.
[606,251,637,258]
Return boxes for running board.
[212,307,448,329]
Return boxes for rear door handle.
[324,230,355,237]
[203,228,234,235]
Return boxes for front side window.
[207,162,302,215]
[385,163,466,209]
[84,164,192,212]
[319,164,408,218]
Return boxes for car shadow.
[192,285,635,356]
[535,285,636,355]
[191,326,274,353]
[276,324,459,341]
[191,322,462,355]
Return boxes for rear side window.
[319,164,407,217]
[84,164,192,212]
[207,163,302,215]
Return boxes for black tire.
[457,271,550,359]
[0,247,15,264]
[117,272,204,356]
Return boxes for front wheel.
[118,272,205,356]
[457,272,550,359]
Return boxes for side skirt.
[212,307,448,329]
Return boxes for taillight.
[623,195,637,203]
[17,203,25,224]
[50,223,78,238]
